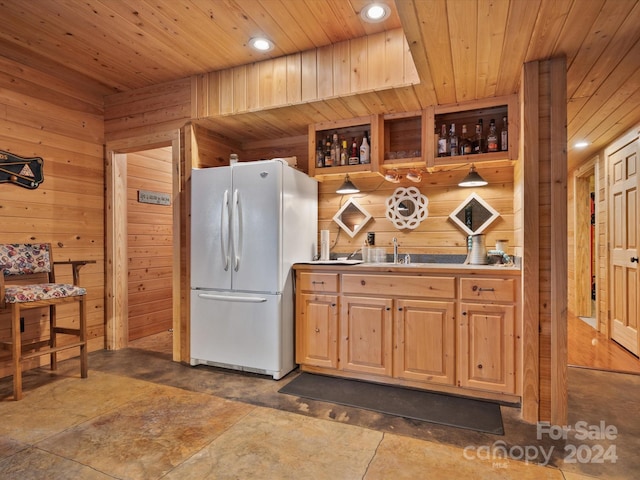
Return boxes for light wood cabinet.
[340,295,393,376]
[393,299,455,385]
[297,293,339,369]
[306,95,519,179]
[458,277,517,394]
[307,115,383,180]
[294,265,520,402]
[296,272,339,368]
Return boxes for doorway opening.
[126,147,174,356]
[105,130,182,361]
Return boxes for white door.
[231,161,282,293]
[609,138,639,355]
[191,167,232,290]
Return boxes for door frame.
[573,158,597,322]
[105,131,183,361]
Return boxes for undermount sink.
[358,262,460,267]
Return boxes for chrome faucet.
[393,237,398,264]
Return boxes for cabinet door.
[340,296,393,376]
[296,293,339,369]
[393,299,455,385]
[458,302,515,393]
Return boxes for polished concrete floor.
[0,332,637,479]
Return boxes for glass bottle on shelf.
[449,123,458,157]
[349,137,359,165]
[473,119,485,154]
[331,132,340,166]
[459,124,472,156]
[316,145,324,168]
[340,139,348,166]
[438,124,449,157]
[359,131,370,164]
[501,116,508,151]
[487,119,498,152]
[324,136,333,167]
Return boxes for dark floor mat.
[279,373,504,435]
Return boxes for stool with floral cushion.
[0,243,93,400]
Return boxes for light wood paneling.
[317,165,514,257]
[127,148,173,341]
[520,58,568,424]
[0,56,105,378]
[0,1,638,171]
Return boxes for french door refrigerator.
[190,159,317,379]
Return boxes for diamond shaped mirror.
[333,198,373,238]
[449,192,499,235]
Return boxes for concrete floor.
[0,335,636,479]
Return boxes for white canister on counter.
[496,239,509,253]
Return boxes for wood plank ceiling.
[0,0,638,170]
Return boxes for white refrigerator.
[190,159,317,379]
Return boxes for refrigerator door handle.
[232,188,241,272]
[197,293,267,303]
[221,189,230,271]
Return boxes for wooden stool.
[0,243,93,400]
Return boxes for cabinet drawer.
[342,274,455,299]
[460,278,515,303]
[298,273,339,292]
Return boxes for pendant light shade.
[458,164,488,187]
[336,174,360,194]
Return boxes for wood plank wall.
[316,166,514,257]
[127,148,173,341]
[0,56,105,378]
[192,29,418,118]
[520,58,568,424]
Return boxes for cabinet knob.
[477,364,483,369]
[396,307,401,311]
[462,311,467,316]
[361,280,366,286]
[632,257,639,263]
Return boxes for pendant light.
[458,164,488,187]
[336,174,360,194]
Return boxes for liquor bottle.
[501,116,508,151]
[324,136,333,167]
[349,137,359,165]
[438,124,449,157]
[487,119,498,152]
[359,131,370,164]
[459,124,472,155]
[340,139,348,165]
[316,145,324,168]
[473,119,485,154]
[449,123,458,156]
[331,132,340,165]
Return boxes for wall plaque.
[0,150,44,189]
[138,190,171,206]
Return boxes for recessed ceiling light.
[574,141,589,148]
[360,3,390,23]
[249,37,273,52]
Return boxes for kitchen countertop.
[293,261,521,275]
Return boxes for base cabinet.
[458,302,515,393]
[340,296,393,376]
[393,299,456,386]
[295,267,520,401]
[297,293,339,369]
